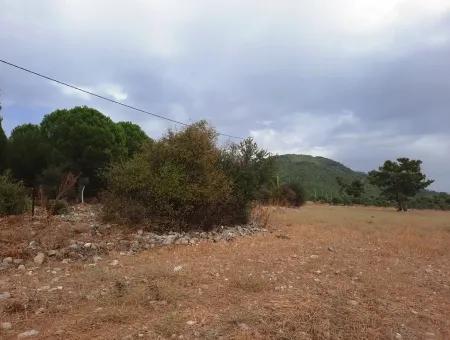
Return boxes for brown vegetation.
[1,204,449,339]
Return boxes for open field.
[1,204,450,339]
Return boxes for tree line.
[0,104,446,224]
[0,105,307,226]
[318,159,444,211]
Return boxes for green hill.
[272,154,379,200]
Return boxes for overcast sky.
[1,1,450,191]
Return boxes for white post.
[81,185,85,204]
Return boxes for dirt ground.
[1,204,449,339]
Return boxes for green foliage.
[409,192,450,210]
[103,121,238,230]
[7,124,50,185]
[368,158,433,211]
[0,116,7,170]
[47,199,69,215]
[41,106,127,190]
[336,177,365,198]
[220,137,275,220]
[279,182,306,207]
[116,121,151,157]
[0,172,28,216]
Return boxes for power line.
[0,58,243,139]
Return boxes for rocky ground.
[0,204,266,272]
[1,204,449,339]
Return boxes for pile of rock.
[0,257,25,271]
[128,223,266,251]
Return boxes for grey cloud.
[1,1,450,190]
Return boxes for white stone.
[1,322,12,330]
[0,291,11,300]
[173,265,183,272]
[3,257,13,264]
[348,300,358,306]
[33,252,45,265]
[109,260,119,266]
[17,329,40,338]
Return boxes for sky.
[1,0,450,191]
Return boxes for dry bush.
[41,172,78,221]
[0,172,29,216]
[250,204,271,228]
[103,122,237,231]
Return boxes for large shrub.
[103,122,238,230]
[220,137,275,221]
[263,179,307,207]
[0,173,28,216]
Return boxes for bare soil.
[1,204,449,339]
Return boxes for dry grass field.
[1,204,450,339]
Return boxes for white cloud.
[250,110,359,156]
[56,83,127,102]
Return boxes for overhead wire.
[0,58,243,139]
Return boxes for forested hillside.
[272,154,378,200]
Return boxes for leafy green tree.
[7,124,50,185]
[336,177,365,202]
[40,106,127,192]
[116,121,151,157]
[368,158,433,211]
[346,179,365,198]
[221,137,275,203]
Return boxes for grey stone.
[48,250,58,257]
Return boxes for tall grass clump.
[103,121,272,230]
[0,172,29,216]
